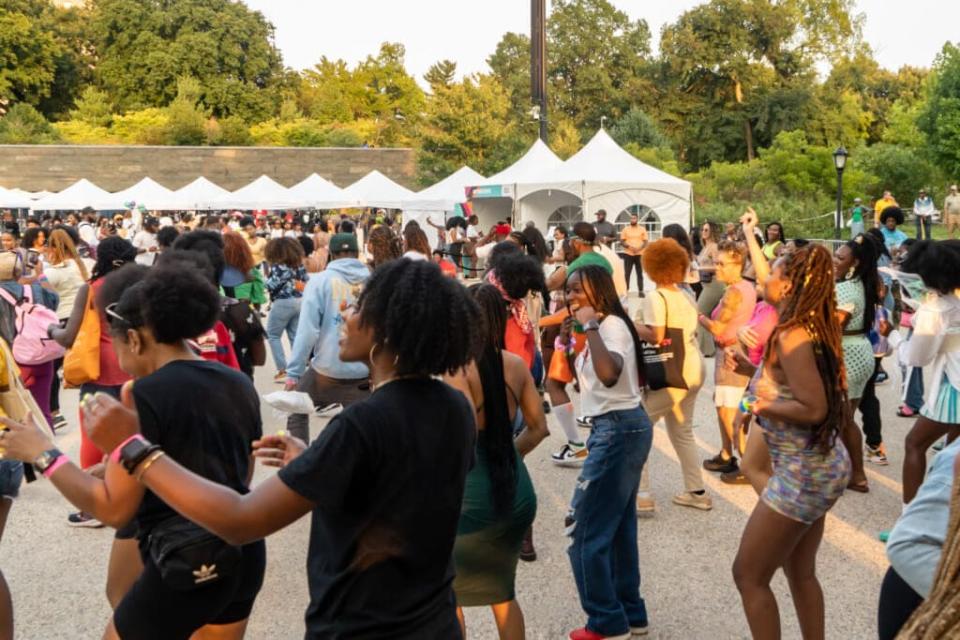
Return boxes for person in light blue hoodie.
[284,233,370,442]
[880,438,960,639]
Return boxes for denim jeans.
[916,215,932,240]
[901,366,925,411]
[266,297,301,372]
[567,405,653,636]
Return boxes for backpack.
[0,286,65,365]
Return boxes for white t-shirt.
[133,230,159,266]
[466,223,480,240]
[77,222,98,248]
[576,315,642,417]
[402,250,428,261]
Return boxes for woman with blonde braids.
[730,244,851,640]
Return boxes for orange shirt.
[620,224,648,256]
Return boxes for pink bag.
[0,286,65,365]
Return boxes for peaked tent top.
[0,187,35,209]
[200,175,295,211]
[544,129,690,187]
[101,177,175,210]
[165,177,231,210]
[473,139,563,188]
[32,179,112,211]
[287,173,354,209]
[404,166,485,212]
[343,170,415,209]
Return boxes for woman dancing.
[731,244,851,640]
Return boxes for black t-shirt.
[133,359,262,538]
[279,378,476,639]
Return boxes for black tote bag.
[642,291,688,391]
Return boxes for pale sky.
[243,0,958,81]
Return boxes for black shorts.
[114,539,266,639]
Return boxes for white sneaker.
[551,442,587,467]
[314,402,343,418]
[631,625,649,636]
[672,492,713,511]
[576,415,593,428]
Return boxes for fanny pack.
[148,516,241,591]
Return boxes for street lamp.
[833,146,848,240]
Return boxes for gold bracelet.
[135,450,166,482]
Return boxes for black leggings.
[49,356,64,414]
[859,358,883,448]
[620,254,643,293]
[878,566,924,639]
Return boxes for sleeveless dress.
[453,412,537,607]
[754,367,852,524]
[836,278,874,399]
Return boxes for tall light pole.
[531,0,548,142]
[833,146,848,240]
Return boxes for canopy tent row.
[0,187,36,209]
[401,166,486,248]
[342,170,415,210]
[468,130,693,237]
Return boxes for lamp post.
[531,0,548,142]
[833,146,848,240]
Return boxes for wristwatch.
[582,319,600,332]
[119,437,161,475]
[33,448,64,474]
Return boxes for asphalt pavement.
[2,342,916,639]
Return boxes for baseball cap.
[853,197,862,203]
[330,233,358,253]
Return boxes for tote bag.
[63,289,100,387]
[641,291,688,391]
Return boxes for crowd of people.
[0,195,955,640]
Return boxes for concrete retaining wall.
[0,145,417,192]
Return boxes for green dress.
[453,431,537,607]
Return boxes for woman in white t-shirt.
[633,239,710,513]
[561,263,653,639]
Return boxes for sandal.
[897,405,917,418]
[847,480,870,493]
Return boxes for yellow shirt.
[620,224,648,256]
[874,197,898,225]
[247,235,267,265]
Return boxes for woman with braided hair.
[365,224,401,269]
[731,244,851,640]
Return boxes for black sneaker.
[520,527,537,562]
[703,454,738,474]
[51,414,68,432]
[67,511,103,528]
[542,400,551,415]
[720,469,750,485]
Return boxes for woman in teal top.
[444,284,548,639]
[879,207,908,256]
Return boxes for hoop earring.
[846,266,855,280]
[368,343,380,363]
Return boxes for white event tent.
[402,166,485,247]
[468,139,564,229]
[286,174,354,210]
[0,187,35,209]
[32,179,112,211]
[98,177,175,211]
[513,129,692,232]
[163,177,231,211]
[198,175,296,211]
[342,170,414,210]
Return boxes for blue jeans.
[567,406,653,635]
[916,215,932,240]
[266,297,301,372]
[902,366,925,411]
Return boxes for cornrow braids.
[768,244,849,453]
[357,258,481,377]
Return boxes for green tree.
[610,108,669,149]
[918,43,960,179]
[92,0,284,117]
[859,143,941,205]
[424,60,457,91]
[69,86,113,127]
[486,32,531,122]
[0,6,60,109]
[547,0,652,133]
[417,74,516,184]
[0,102,60,143]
